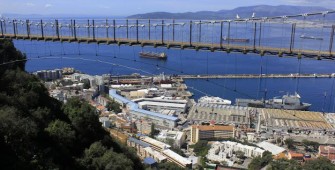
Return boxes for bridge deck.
[2,34,334,59]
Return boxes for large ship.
[139,52,167,60]
[300,34,323,41]
[198,96,231,105]
[235,93,311,110]
[222,36,250,43]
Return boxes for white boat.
[198,96,231,105]
[300,34,323,41]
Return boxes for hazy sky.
[0,0,333,16]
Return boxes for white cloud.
[26,2,35,7]
[45,4,52,8]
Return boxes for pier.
[177,73,335,79]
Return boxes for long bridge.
[1,10,335,59]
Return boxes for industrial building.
[187,103,252,126]
[260,108,333,131]
[190,125,235,143]
[133,98,188,114]
[109,89,178,129]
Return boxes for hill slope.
[127,5,332,19]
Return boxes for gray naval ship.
[235,93,311,110]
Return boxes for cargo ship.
[235,93,311,110]
[222,36,250,43]
[198,96,231,105]
[139,52,167,60]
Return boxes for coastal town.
[33,67,335,169]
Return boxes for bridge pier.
[253,22,257,50]
[220,21,223,48]
[172,19,174,41]
[74,20,77,40]
[227,22,231,46]
[12,20,16,38]
[92,19,95,40]
[199,20,202,43]
[329,25,335,56]
[126,19,128,39]
[55,20,60,39]
[161,20,164,44]
[40,20,44,39]
[189,20,192,46]
[136,19,139,43]
[0,19,3,37]
[148,19,151,40]
[290,23,296,53]
[113,19,116,42]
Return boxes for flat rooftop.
[140,136,171,150]
[192,125,234,131]
[162,149,192,165]
[109,89,178,121]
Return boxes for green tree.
[106,100,122,113]
[190,140,210,157]
[158,162,184,170]
[285,138,295,150]
[267,158,302,170]
[0,39,26,76]
[248,151,273,170]
[81,79,91,89]
[150,123,155,138]
[45,120,75,145]
[303,157,335,170]
[235,150,245,159]
[0,39,144,170]
[302,139,319,151]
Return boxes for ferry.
[198,96,231,105]
[139,52,167,60]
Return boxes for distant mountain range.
[127,5,333,20]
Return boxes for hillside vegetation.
[0,39,143,170]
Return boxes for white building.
[140,136,171,152]
[256,141,286,156]
[143,147,167,163]
[222,141,265,158]
[133,98,188,114]
[162,149,192,168]
[109,89,178,129]
[156,130,185,148]
[206,141,265,166]
[99,117,110,128]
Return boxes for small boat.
[198,96,231,105]
[139,52,167,60]
[222,36,250,43]
[300,34,323,41]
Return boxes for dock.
[177,73,335,79]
